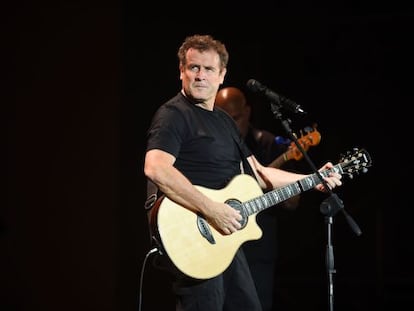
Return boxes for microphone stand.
[269,102,362,311]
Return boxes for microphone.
[246,79,305,114]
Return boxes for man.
[144,34,342,311]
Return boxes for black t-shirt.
[146,92,252,189]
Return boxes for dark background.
[5,1,414,310]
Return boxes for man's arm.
[246,155,342,192]
[144,149,242,235]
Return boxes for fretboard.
[242,164,344,215]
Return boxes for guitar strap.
[233,134,256,178]
[145,179,158,211]
[223,115,257,181]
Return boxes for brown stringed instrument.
[269,125,321,168]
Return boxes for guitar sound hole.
[226,199,248,229]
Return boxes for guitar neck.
[242,164,344,215]
[268,153,287,169]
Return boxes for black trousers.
[154,248,262,311]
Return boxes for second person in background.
[215,86,304,311]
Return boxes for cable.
[137,248,158,311]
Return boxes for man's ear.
[219,67,227,83]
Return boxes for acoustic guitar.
[149,148,372,279]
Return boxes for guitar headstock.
[288,127,321,161]
[339,148,372,179]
